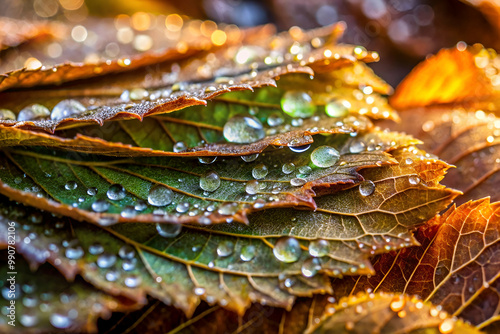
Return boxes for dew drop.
[92,200,109,213]
[301,257,321,277]
[223,115,265,144]
[405,158,414,165]
[121,206,136,218]
[290,178,306,187]
[50,313,72,329]
[349,141,366,153]
[439,318,454,334]
[240,245,256,261]
[50,99,86,120]
[17,104,50,121]
[20,310,38,327]
[107,184,126,200]
[64,181,77,190]
[0,109,16,120]
[122,258,137,271]
[409,175,421,185]
[156,223,182,238]
[245,180,260,195]
[310,145,340,168]
[86,187,97,196]
[173,141,187,152]
[65,245,84,260]
[289,144,311,153]
[359,180,375,196]
[88,242,104,255]
[217,203,237,216]
[325,100,349,118]
[217,240,234,257]
[252,164,268,179]
[105,270,120,282]
[298,166,312,175]
[148,185,173,206]
[176,202,190,213]
[134,201,147,211]
[118,245,135,259]
[129,88,148,100]
[194,287,205,296]
[267,112,284,127]
[273,237,302,263]
[198,156,217,164]
[96,254,117,268]
[309,239,330,257]
[282,163,295,174]
[241,153,259,162]
[281,91,316,118]
[124,275,142,288]
[199,171,221,192]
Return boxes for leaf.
[0,254,136,333]
[0,25,388,133]
[0,17,65,51]
[0,129,419,225]
[0,61,395,156]
[0,147,458,316]
[330,198,500,333]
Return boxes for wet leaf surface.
[0,130,419,225]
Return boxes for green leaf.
[0,129,417,225]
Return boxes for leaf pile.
[0,9,498,334]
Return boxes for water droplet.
[156,223,182,238]
[124,275,142,288]
[92,200,109,213]
[217,203,237,216]
[105,270,120,282]
[50,313,72,329]
[65,245,84,260]
[198,156,217,164]
[298,166,312,175]
[194,287,205,295]
[129,88,148,100]
[223,115,265,143]
[349,141,366,153]
[309,239,329,257]
[390,296,405,312]
[281,91,316,118]
[311,145,340,168]
[96,254,117,268]
[51,99,86,120]
[120,90,130,102]
[121,206,136,218]
[439,318,454,334]
[87,187,97,196]
[284,277,295,288]
[289,144,311,153]
[290,178,306,187]
[0,109,16,120]
[217,240,234,257]
[325,100,349,118]
[359,180,375,196]
[267,112,284,127]
[199,171,221,192]
[17,104,50,121]
[252,164,268,179]
[148,185,173,206]
[282,163,295,174]
[134,201,147,211]
[122,258,137,271]
[245,180,260,195]
[273,237,302,263]
[173,141,187,152]
[301,257,321,277]
[409,175,421,185]
[88,242,104,255]
[240,245,256,261]
[176,202,190,213]
[241,153,259,162]
[64,181,77,190]
[405,158,413,165]
[118,245,135,259]
[20,310,38,327]
[107,184,126,200]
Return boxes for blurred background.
[1,0,499,86]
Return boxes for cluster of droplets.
[0,100,89,122]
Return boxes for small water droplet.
[267,112,284,127]
[245,180,260,195]
[311,145,340,168]
[92,200,109,213]
[129,88,148,100]
[289,144,311,153]
[64,181,77,190]
[105,270,120,282]
[20,310,38,327]
[118,245,135,259]
[122,258,137,271]
[173,141,187,152]
[198,156,217,164]
[290,178,306,187]
[51,99,86,120]
[134,200,147,211]
[156,223,182,238]
[325,99,349,118]
[273,237,302,263]
[359,180,375,196]
[240,245,256,261]
[176,202,190,213]
[88,242,104,255]
[148,185,173,206]
[349,141,366,153]
[223,115,265,144]
[282,163,295,174]
[65,245,84,260]
[50,313,72,329]
[124,275,142,288]
[309,239,329,257]
[409,175,421,185]
[301,257,321,277]
[87,187,97,196]
[405,158,413,165]
[252,164,268,179]
[241,153,259,162]
[199,171,221,192]
[217,203,237,216]
[217,240,234,257]
[107,184,126,200]
[17,104,50,121]
[281,91,316,118]
[121,206,136,218]
[194,287,205,295]
[96,254,117,268]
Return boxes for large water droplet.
[148,185,173,206]
[359,180,375,196]
[0,109,16,120]
[252,164,268,179]
[301,257,321,277]
[309,239,330,257]
[273,237,302,263]
[51,99,86,120]
[245,180,260,195]
[64,181,77,190]
[281,91,315,118]
[97,253,117,268]
[241,153,259,162]
[282,163,295,174]
[17,104,50,121]
[50,313,72,329]
[325,99,349,118]
[199,171,221,192]
[223,115,265,143]
[92,200,109,212]
[156,223,182,238]
[107,184,126,200]
[311,146,340,168]
[217,240,234,257]
[240,245,256,261]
